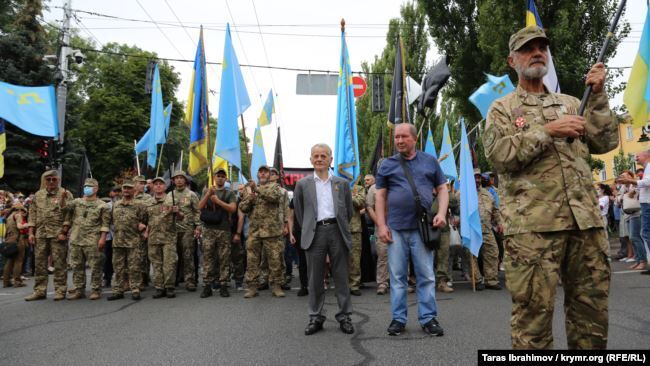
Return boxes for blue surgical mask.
[83,186,94,197]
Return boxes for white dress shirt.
[637,162,650,204]
[314,172,335,221]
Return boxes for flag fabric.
[186,28,210,175]
[77,153,92,197]
[273,127,285,187]
[369,129,384,176]
[0,81,59,137]
[418,55,451,114]
[388,35,408,125]
[250,126,267,182]
[215,23,251,170]
[145,64,165,169]
[135,102,172,156]
[207,157,229,186]
[0,120,5,178]
[424,129,438,159]
[258,89,275,126]
[438,121,458,182]
[469,74,515,118]
[526,0,560,93]
[333,28,361,187]
[624,6,650,127]
[459,119,483,257]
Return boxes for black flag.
[369,128,384,176]
[273,127,285,187]
[388,34,408,125]
[417,55,451,116]
[78,153,92,197]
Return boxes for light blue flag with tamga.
[0,81,59,137]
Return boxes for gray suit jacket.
[293,174,353,250]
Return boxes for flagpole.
[470,253,476,292]
[156,143,164,177]
[134,140,141,176]
[240,115,250,176]
[200,26,214,186]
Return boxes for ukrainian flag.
[0,120,5,178]
[526,0,560,93]
[258,89,275,126]
[186,28,210,175]
[624,6,650,127]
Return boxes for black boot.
[166,288,176,298]
[200,286,213,298]
[152,289,166,299]
[107,293,124,301]
[219,286,230,298]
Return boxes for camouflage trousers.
[230,239,245,283]
[504,228,610,350]
[33,237,68,296]
[136,238,149,287]
[481,228,499,286]
[112,247,142,294]
[176,230,196,285]
[435,230,451,283]
[375,239,389,290]
[69,244,104,292]
[202,227,231,285]
[245,235,284,288]
[348,232,362,290]
[149,243,178,290]
[259,238,286,285]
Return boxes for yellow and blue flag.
[438,121,457,182]
[333,28,360,187]
[624,6,650,127]
[424,129,437,159]
[0,120,5,178]
[469,74,515,118]
[215,23,251,169]
[258,89,275,126]
[526,0,560,93]
[459,119,482,256]
[0,81,59,137]
[186,29,211,175]
[250,126,267,182]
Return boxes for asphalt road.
[0,252,648,366]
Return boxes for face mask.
[83,186,94,197]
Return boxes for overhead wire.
[134,0,185,59]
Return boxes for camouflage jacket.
[64,198,111,246]
[478,187,501,231]
[134,192,155,206]
[112,198,146,248]
[145,193,176,245]
[28,188,74,239]
[350,185,366,233]
[172,187,201,232]
[239,182,284,238]
[483,85,618,235]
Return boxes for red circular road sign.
[352,76,367,98]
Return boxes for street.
[0,254,648,365]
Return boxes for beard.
[516,62,548,80]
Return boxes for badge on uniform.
[514,116,527,128]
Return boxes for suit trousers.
[306,224,352,322]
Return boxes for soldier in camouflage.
[239,165,286,298]
[108,180,147,301]
[171,171,201,291]
[145,177,180,299]
[365,177,389,295]
[25,170,74,301]
[258,168,289,290]
[348,184,366,295]
[198,168,237,298]
[434,181,457,293]
[64,178,111,300]
[483,26,618,349]
[474,170,503,290]
[134,175,154,289]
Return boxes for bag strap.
[398,155,424,218]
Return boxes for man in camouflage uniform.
[365,177,389,295]
[64,178,111,300]
[258,168,289,290]
[435,181,457,293]
[25,170,74,301]
[239,165,286,298]
[198,168,237,298]
[171,171,201,291]
[348,184,366,296]
[108,180,146,301]
[134,175,154,289]
[145,177,180,298]
[482,26,617,349]
[475,170,503,290]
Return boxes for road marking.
[613,270,645,274]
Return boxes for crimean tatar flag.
[624,6,650,127]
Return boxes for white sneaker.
[624,258,636,263]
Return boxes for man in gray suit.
[293,143,354,335]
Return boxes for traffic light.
[372,75,385,112]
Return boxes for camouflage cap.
[111,185,122,191]
[257,165,270,172]
[121,180,135,188]
[42,169,59,178]
[133,175,146,183]
[214,167,227,176]
[509,26,549,53]
[84,178,99,187]
[152,177,166,184]
[269,167,279,175]
[172,170,189,181]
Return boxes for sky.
[42,0,647,168]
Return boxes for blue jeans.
[628,216,646,264]
[640,203,650,262]
[387,229,438,325]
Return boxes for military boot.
[166,288,176,298]
[24,292,46,301]
[436,282,454,293]
[53,292,66,301]
[243,287,258,298]
[89,291,101,300]
[200,286,213,298]
[219,286,230,298]
[107,293,124,301]
[67,290,85,300]
[131,291,141,300]
[152,289,166,299]
[271,284,286,298]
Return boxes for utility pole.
[55,0,72,173]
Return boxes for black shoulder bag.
[399,156,441,251]
[200,190,228,226]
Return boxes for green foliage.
[588,155,605,173]
[613,149,633,177]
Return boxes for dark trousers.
[305,224,352,322]
[295,229,308,288]
[103,240,113,284]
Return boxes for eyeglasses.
[45,178,58,182]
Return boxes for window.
[627,125,634,140]
[600,163,607,181]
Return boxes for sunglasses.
[45,177,58,182]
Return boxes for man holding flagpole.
[483,26,618,349]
